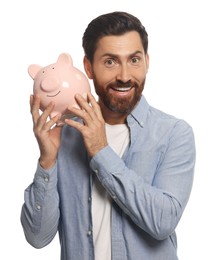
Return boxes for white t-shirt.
[92,123,130,260]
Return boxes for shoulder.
[144,104,195,147]
[148,104,193,131]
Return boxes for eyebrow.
[101,50,144,59]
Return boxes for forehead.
[95,31,144,57]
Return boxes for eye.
[131,57,140,64]
[104,58,116,68]
[52,67,55,69]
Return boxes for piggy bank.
[28,52,91,123]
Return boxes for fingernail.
[68,104,80,110]
[82,92,87,100]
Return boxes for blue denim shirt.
[21,95,196,260]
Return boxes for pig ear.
[57,53,73,66]
[28,64,42,79]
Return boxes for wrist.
[39,157,56,170]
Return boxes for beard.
[94,78,146,114]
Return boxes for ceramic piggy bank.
[28,52,91,122]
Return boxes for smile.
[47,91,61,97]
[112,86,132,92]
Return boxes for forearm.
[90,127,195,240]
[21,162,60,248]
[90,147,177,239]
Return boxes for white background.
[0,0,213,259]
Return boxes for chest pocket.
[126,150,162,185]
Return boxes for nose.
[40,76,60,92]
[116,64,131,83]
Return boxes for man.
[21,11,196,260]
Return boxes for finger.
[36,101,56,129]
[68,94,97,123]
[42,113,61,131]
[87,92,103,120]
[75,93,94,111]
[30,94,34,108]
[65,117,85,133]
[77,93,102,121]
[30,95,41,125]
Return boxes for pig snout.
[40,76,60,92]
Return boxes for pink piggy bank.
[28,52,91,122]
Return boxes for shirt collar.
[127,95,149,128]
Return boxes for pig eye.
[52,67,55,69]
[42,71,45,73]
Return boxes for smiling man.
[21,11,196,260]
[86,31,149,124]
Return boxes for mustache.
[108,81,137,89]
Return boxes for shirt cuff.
[33,161,58,190]
[90,145,126,181]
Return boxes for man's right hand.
[30,95,62,169]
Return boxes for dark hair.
[82,11,148,62]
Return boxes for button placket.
[87,230,92,236]
[44,176,49,182]
[36,204,41,210]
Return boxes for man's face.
[84,31,149,116]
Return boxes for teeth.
[113,87,132,92]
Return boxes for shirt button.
[36,204,41,210]
[87,230,92,236]
[88,197,91,202]
[44,176,49,182]
[94,169,98,174]
[112,195,117,200]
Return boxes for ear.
[57,53,73,66]
[28,64,42,79]
[145,53,149,73]
[83,56,93,79]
